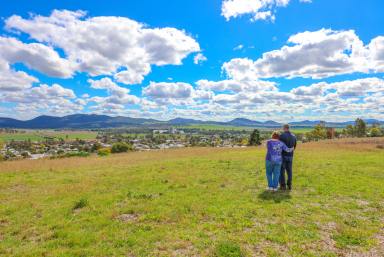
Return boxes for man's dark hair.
[283,124,290,130]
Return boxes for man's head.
[283,124,290,132]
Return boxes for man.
[279,124,297,190]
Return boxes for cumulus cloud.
[143,82,194,102]
[221,0,292,22]
[0,36,75,78]
[196,79,277,93]
[132,74,384,121]
[316,77,384,97]
[0,59,38,91]
[0,83,83,117]
[193,53,207,64]
[223,29,384,80]
[88,78,140,113]
[5,9,200,85]
[368,36,384,72]
[159,77,383,120]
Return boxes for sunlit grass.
[0,130,97,142]
[0,138,383,256]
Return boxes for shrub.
[98,148,111,156]
[111,142,132,153]
[214,241,244,257]
[73,198,88,210]
[92,142,102,152]
[369,127,382,137]
[65,151,90,158]
[21,152,30,158]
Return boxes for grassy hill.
[0,139,383,256]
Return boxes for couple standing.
[265,124,297,192]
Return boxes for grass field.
[0,138,383,256]
[180,124,255,131]
[179,124,335,134]
[0,130,97,143]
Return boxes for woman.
[265,131,294,191]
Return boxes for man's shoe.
[288,185,292,190]
[280,185,286,190]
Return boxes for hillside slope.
[0,139,383,256]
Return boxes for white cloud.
[221,0,291,22]
[254,11,274,21]
[154,77,384,121]
[0,36,75,78]
[233,44,244,51]
[0,59,38,91]
[223,29,384,80]
[88,78,140,110]
[0,83,83,118]
[321,77,384,97]
[196,79,277,93]
[143,82,194,100]
[193,53,207,64]
[5,10,200,85]
[367,36,384,73]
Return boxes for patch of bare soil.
[116,213,138,222]
[318,221,339,254]
[171,244,198,257]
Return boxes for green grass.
[0,133,43,142]
[180,124,255,131]
[290,127,344,134]
[0,130,97,142]
[0,139,383,256]
[180,124,335,134]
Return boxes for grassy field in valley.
[179,124,339,134]
[0,130,97,143]
[0,138,383,256]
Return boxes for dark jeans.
[280,157,293,188]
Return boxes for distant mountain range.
[0,114,382,129]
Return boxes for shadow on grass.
[258,190,291,203]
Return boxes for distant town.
[1,118,383,161]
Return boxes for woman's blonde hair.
[271,131,280,139]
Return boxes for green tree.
[369,125,382,137]
[306,124,327,141]
[354,118,367,137]
[111,142,132,153]
[249,129,261,146]
[98,148,111,156]
[344,125,355,137]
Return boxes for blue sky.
[0,0,383,121]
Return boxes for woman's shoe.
[272,188,278,192]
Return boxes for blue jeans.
[266,160,282,189]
